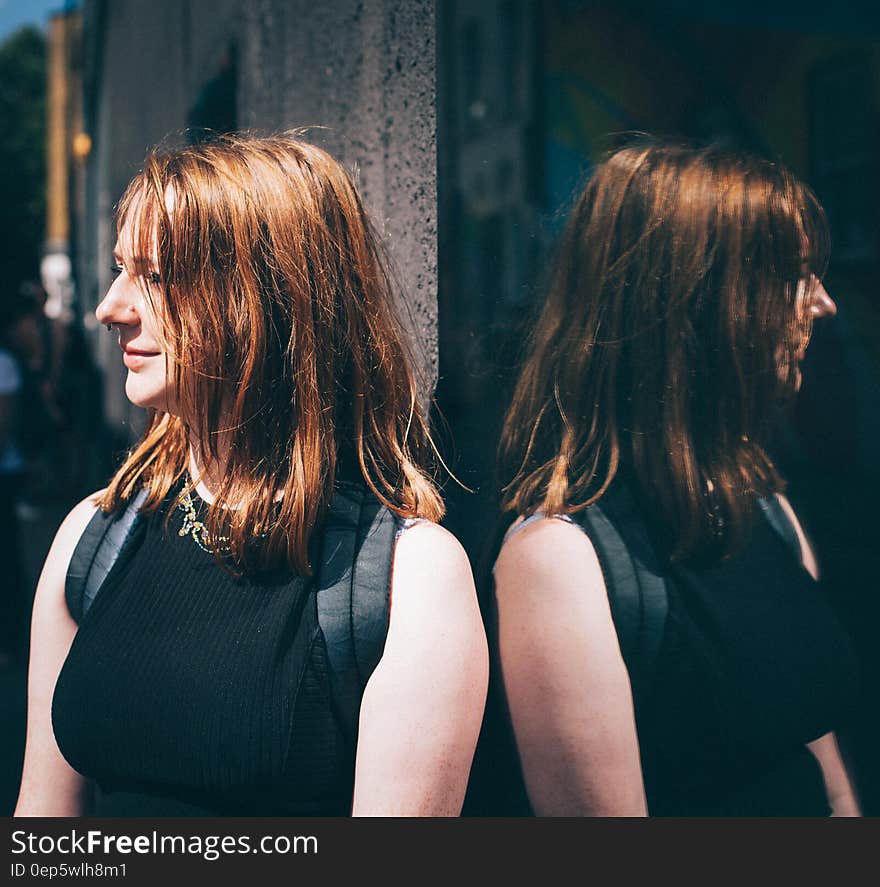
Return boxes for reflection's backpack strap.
[571,492,669,708]
[757,496,804,566]
[65,489,150,623]
[315,481,396,747]
[577,493,804,701]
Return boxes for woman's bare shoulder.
[387,519,486,688]
[14,490,105,817]
[391,520,475,608]
[494,513,606,604]
[491,513,644,815]
[59,489,106,534]
[54,489,106,543]
[39,490,107,596]
[353,520,487,815]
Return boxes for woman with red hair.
[16,133,487,817]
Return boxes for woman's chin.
[124,379,171,412]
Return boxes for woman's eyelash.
[109,265,161,286]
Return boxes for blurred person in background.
[11,281,62,513]
[0,288,43,668]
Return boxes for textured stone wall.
[239,0,439,390]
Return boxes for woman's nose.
[809,281,837,318]
[96,279,138,327]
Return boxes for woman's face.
[796,276,837,347]
[799,276,837,322]
[790,275,837,387]
[95,224,175,414]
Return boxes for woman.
[492,140,860,816]
[15,133,487,816]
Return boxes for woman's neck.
[187,440,228,505]
[186,438,284,506]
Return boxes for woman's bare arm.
[14,492,104,817]
[351,522,488,816]
[807,732,861,816]
[493,517,647,816]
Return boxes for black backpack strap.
[315,481,396,745]
[757,495,804,566]
[65,489,150,623]
[574,494,668,707]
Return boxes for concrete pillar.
[239,0,439,391]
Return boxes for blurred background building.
[0,0,878,814]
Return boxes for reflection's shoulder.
[494,511,603,594]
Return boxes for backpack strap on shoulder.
[757,495,804,566]
[65,488,150,623]
[315,481,396,745]
[574,492,668,707]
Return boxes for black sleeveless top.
[476,485,859,816]
[52,484,392,816]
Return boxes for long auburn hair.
[500,139,830,563]
[100,132,443,574]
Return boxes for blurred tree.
[0,27,46,300]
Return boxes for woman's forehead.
[115,214,158,261]
[117,184,167,259]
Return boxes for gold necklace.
[177,486,231,555]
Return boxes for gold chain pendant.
[177,488,231,555]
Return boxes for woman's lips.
[122,347,160,369]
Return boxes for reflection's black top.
[483,482,859,816]
[618,488,858,814]
[51,485,372,816]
